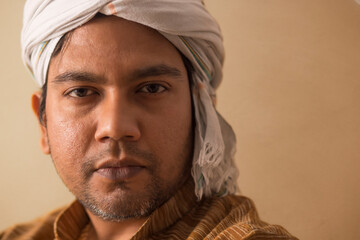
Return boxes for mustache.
[81,143,157,179]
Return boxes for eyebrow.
[52,64,183,84]
[53,71,104,84]
[129,64,183,81]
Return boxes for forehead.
[49,15,183,80]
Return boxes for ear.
[31,91,50,155]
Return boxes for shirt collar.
[54,201,89,240]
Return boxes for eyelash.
[137,83,168,94]
[64,82,168,98]
[65,87,98,98]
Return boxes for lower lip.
[95,167,144,181]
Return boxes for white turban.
[21,0,239,199]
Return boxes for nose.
[94,92,141,142]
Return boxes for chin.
[76,179,175,221]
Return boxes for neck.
[86,212,147,240]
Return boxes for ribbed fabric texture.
[0,180,297,240]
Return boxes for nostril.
[95,125,141,142]
[97,135,111,143]
[124,135,137,140]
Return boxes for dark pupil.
[146,84,159,93]
[75,88,88,97]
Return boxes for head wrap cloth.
[21,0,238,199]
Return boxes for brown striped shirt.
[0,179,297,239]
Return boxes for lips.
[94,159,145,181]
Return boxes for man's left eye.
[139,84,167,94]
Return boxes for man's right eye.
[67,88,96,98]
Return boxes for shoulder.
[0,206,66,240]
[198,195,298,239]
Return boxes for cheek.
[46,112,94,169]
[145,98,193,174]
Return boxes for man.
[1,0,297,239]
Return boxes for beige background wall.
[1,1,359,239]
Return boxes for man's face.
[39,16,193,221]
